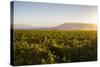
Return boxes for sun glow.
[86,18,97,24]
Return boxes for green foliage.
[13,30,97,65]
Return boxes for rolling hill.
[14,23,97,30]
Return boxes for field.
[13,30,97,65]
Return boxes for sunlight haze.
[14,1,97,27]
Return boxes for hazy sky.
[13,1,97,27]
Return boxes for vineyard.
[13,30,97,65]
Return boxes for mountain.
[14,23,97,30]
[52,23,97,30]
